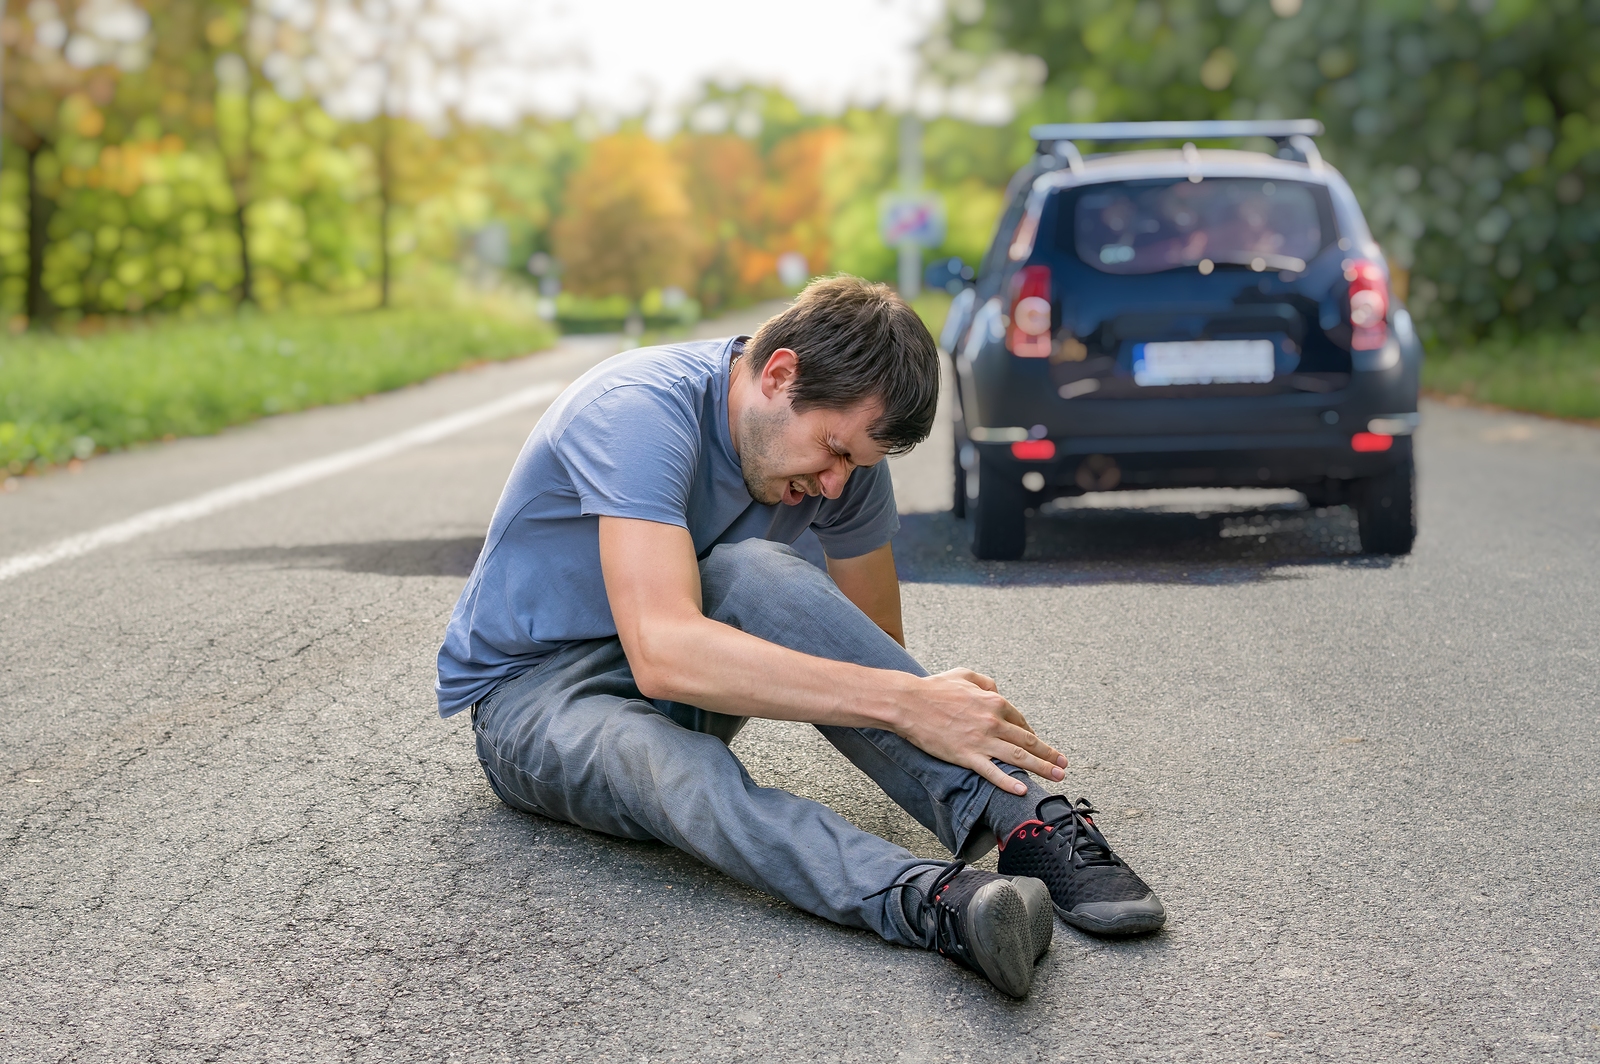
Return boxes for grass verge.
[0,307,556,474]
[1424,331,1600,423]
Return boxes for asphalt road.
[2,310,1597,1063]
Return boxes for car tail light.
[1011,439,1056,460]
[1351,431,1393,452]
[1345,259,1388,351]
[1007,265,1053,358]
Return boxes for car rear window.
[1068,178,1330,275]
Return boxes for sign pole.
[897,113,922,300]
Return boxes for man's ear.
[759,348,800,400]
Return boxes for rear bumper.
[955,325,1422,497]
[958,332,1422,441]
[977,433,1411,494]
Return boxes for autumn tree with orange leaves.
[674,125,842,314]
[673,133,763,315]
[553,132,696,321]
[752,126,840,294]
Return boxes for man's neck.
[726,353,751,459]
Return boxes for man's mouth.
[780,478,810,505]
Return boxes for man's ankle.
[898,865,946,946]
[981,777,1050,843]
[956,827,999,863]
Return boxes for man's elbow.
[630,662,676,702]
[622,626,692,703]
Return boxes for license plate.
[1132,340,1276,386]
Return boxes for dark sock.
[899,865,948,947]
[982,775,1054,842]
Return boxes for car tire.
[1353,458,1416,555]
[970,451,1027,560]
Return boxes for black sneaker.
[997,796,1166,936]
[915,862,1049,998]
[1009,875,1055,963]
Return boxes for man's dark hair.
[744,275,940,455]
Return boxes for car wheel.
[1353,458,1416,555]
[970,451,1027,560]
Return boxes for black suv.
[941,121,1420,560]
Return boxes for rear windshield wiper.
[1188,252,1308,273]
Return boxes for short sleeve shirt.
[434,337,900,717]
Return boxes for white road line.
[0,379,567,584]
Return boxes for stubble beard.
[737,404,792,505]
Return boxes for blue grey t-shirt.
[435,336,900,717]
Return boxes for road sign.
[879,193,945,248]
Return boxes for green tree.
[822,108,898,283]
[1,0,139,324]
[254,0,507,308]
[200,0,257,306]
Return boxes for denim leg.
[695,538,1017,858]
[472,637,940,947]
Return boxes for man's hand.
[893,668,1067,795]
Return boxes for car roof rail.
[1030,120,1325,169]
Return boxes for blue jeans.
[471,539,1011,948]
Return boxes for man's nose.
[818,463,850,499]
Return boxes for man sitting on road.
[436,276,1165,997]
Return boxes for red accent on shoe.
[998,819,1046,852]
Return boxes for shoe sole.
[1009,876,1054,961]
[1056,897,1168,937]
[964,880,1036,998]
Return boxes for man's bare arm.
[599,516,1065,794]
[825,542,904,646]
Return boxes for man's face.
[737,396,888,507]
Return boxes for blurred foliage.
[0,28,1002,329]
[553,132,695,307]
[4,0,1591,459]
[0,86,580,319]
[934,0,1600,341]
[0,0,584,322]
[821,108,1010,286]
[909,288,955,339]
[0,3,1017,336]
[0,304,555,472]
[683,125,842,310]
[1423,330,1600,419]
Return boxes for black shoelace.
[863,860,970,960]
[1040,798,1122,869]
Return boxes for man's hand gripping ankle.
[888,668,1067,794]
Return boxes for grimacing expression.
[737,397,888,506]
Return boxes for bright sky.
[256,0,1030,130]
[527,0,945,119]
